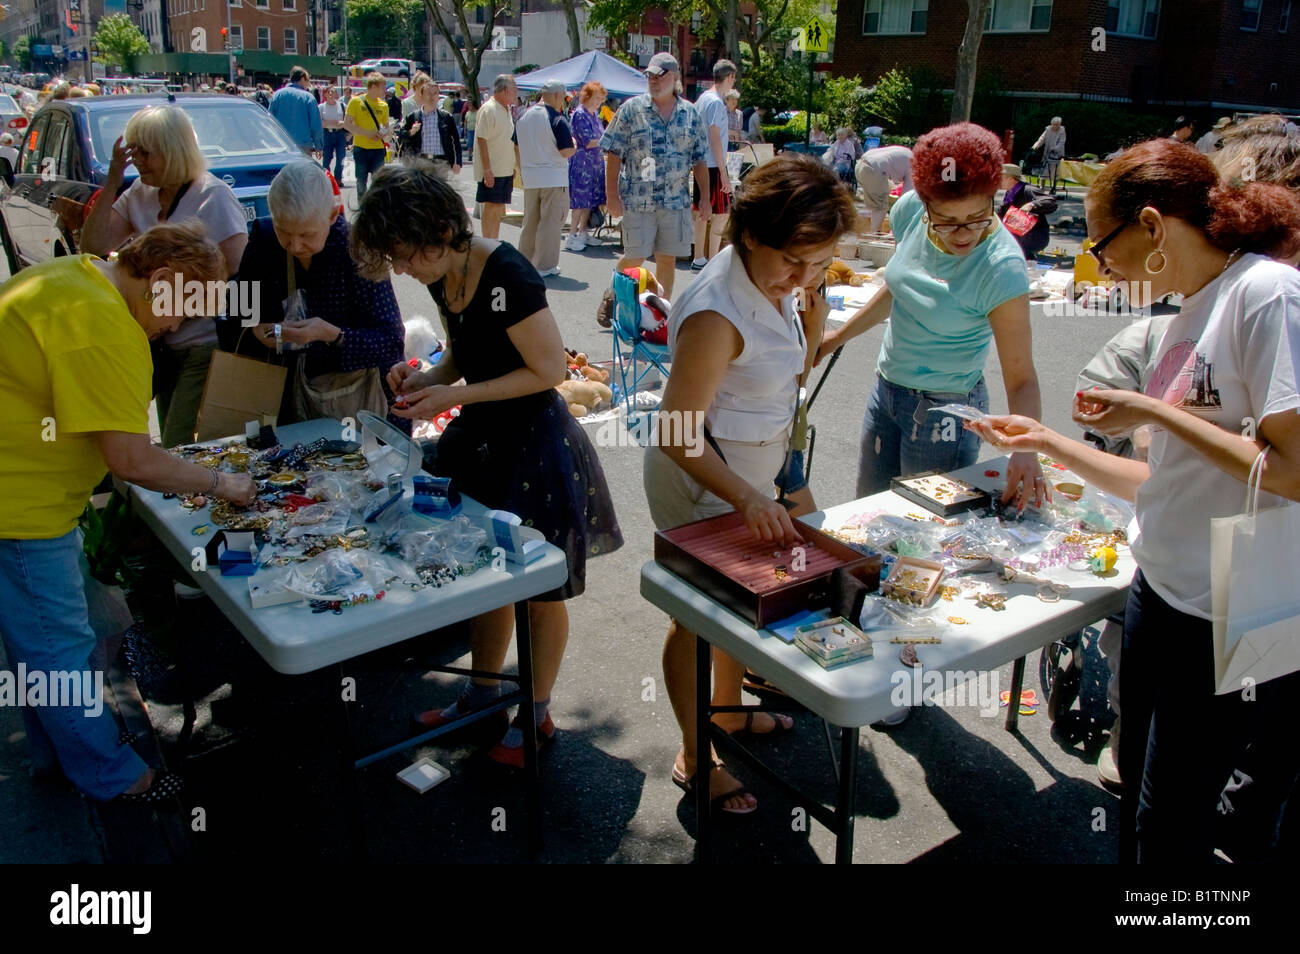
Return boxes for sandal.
[742,669,791,700]
[486,711,557,769]
[595,288,614,328]
[716,710,795,738]
[671,761,757,816]
[112,770,184,806]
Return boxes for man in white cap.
[600,52,709,303]
[517,80,576,277]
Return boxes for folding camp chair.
[610,271,671,419]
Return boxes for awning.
[513,51,648,98]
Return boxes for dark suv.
[1,93,303,273]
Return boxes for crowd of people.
[1,55,1298,864]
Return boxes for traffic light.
[221,26,228,51]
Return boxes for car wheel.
[0,212,21,276]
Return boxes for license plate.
[242,203,256,221]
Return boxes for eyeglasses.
[926,204,995,236]
[1087,220,1131,269]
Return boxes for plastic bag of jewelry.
[284,500,354,539]
[857,594,946,637]
[437,515,492,572]
[305,471,374,510]
[283,548,366,597]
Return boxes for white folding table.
[131,419,568,851]
[640,456,1134,863]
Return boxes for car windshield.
[89,101,299,165]
[0,95,18,113]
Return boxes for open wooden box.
[654,511,883,628]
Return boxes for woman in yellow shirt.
[0,223,257,805]
[343,72,391,198]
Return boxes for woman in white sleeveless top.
[644,155,857,815]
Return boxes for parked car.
[351,58,415,78]
[0,93,302,274]
[0,94,28,138]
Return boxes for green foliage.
[344,0,425,59]
[741,52,812,114]
[762,112,806,148]
[12,35,32,71]
[588,0,659,38]
[1014,100,1169,162]
[513,63,540,74]
[94,14,151,74]
[80,492,139,589]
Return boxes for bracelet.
[331,328,345,347]
[206,470,219,497]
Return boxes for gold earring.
[143,290,154,302]
[1144,249,1167,275]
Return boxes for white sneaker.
[565,234,586,251]
[538,266,561,277]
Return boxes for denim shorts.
[856,373,988,498]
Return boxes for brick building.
[832,0,1300,114]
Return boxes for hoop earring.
[1144,249,1167,275]
[143,290,155,302]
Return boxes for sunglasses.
[1087,220,1131,269]
[926,203,995,236]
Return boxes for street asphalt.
[0,159,1138,864]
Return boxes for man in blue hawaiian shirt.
[600,52,709,300]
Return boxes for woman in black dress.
[350,160,623,767]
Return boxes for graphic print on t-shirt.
[1145,339,1222,412]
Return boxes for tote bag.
[194,330,287,441]
[293,360,388,422]
[1003,206,1039,238]
[1209,448,1300,694]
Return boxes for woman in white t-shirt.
[81,106,248,447]
[966,139,1300,864]
[643,155,856,816]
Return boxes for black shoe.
[112,771,184,806]
[1046,639,1082,721]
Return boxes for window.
[230,24,242,48]
[20,113,49,175]
[229,0,238,6]
[284,28,296,53]
[283,0,295,8]
[256,25,270,49]
[1241,0,1262,31]
[1283,0,1292,32]
[1105,0,1160,39]
[863,0,927,35]
[986,0,1052,32]
[255,0,268,7]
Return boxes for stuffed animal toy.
[825,260,867,287]
[557,379,613,417]
[564,349,611,384]
[620,266,662,296]
[639,292,671,345]
[403,315,444,365]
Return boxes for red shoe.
[412,693,509,736]
[486,711,557,768]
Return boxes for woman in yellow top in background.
[343,72,391,198]
[0,223,257,805]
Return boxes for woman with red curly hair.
[965,139,1300,864]
[819,122,1046,508]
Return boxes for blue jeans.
[352,145,387,197]
[0,530,145,800]
[856,374,987,497]
[465,129,475,157]
[322,128,348,184]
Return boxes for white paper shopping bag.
[1209,449,1300,695]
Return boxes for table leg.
[335,662,368,860]
[835,726,859,865]
[514,601,542,855]
[1005,654,1026,732]
[695,633,712,862]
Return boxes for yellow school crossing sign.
[800,16,830,53]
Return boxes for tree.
[338,0,425,59]
[951,0,992,123]
[424,0,513,102]
[589,0,803,67]
[94,14,151,75]
[559,0,583,58]
[13,35,33,71]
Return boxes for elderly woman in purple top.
[565,81,608,252]
[236,162,409,431]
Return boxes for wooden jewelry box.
[653,511,883,628]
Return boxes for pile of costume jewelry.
[166,438,497,611]
[824,454,1134,648]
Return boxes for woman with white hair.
[1032,116,1067,194]
[81,105,248,447]
[235,161,407,431]
[829,127,857,183]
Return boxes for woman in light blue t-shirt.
[820,123,1046,507]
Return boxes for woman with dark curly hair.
[645,154,857,815]
[350,160,623,768]
[965,139,1300,863]
[818,122,1045,507]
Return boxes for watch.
[331,328,345,348]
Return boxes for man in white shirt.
[516,80,576,276]
[474,74,519,240]
[690,59,737,271]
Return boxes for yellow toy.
[1089,546,1118,574]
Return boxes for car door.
[19,109,76,263]
[4,111,51,266]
